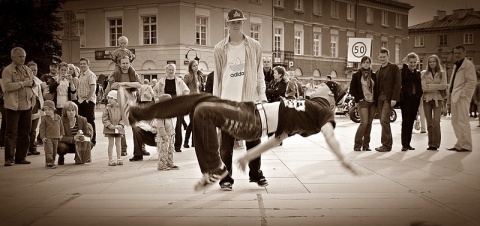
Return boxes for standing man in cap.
[213,8,268,191]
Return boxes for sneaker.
[157,166,169,171]
[117,159,123,165]
[250,178,269,187]
[168,165,180,170]
[194,167,228,191]
[220,182,233,191]
[108,159,117,166]
[46,163,57,169]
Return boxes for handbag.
[414,118,421,131]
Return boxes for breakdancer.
[127,83,358,191]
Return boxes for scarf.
[360,68,373,93]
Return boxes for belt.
[255,102,268,137]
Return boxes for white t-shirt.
[221,41,246,101]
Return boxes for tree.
[0,0,65,76]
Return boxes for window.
[347,4,355,21]
[331,0,339,18]
[77,20,86,47]
[313,32,321,56]
[366,8,373,24]
[294,0,303,11]
[142,16,157,45]
[464,33,474,44]
[395,14,401,28]
[382,41,388,49]
[294,30,303,55]
[196,16,208,46]
[313,0,322,15]
[274,28,282,51]
[382,11,388,26]
[415,36,424,47]
[108,18,122,47]
[439,34,447,45]
[330,34,338,58]
[143,74,157,82]
[250,24,260,41]
[274,0,284,7]
[395,43,400,64]
[249,0,262,4]
[417,59,423,70]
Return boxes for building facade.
[273,0,412,84]
[61,0,273,81]
[60,0,413,85]
[408,8,480,80]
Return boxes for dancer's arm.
[320,122,359,175]
[237,133,289,172]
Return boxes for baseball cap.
[107,90,118,100]
[227,9,247,22]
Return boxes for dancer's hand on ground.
[236,155,249,173]
[341,160,360,176]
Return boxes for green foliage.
[0,0,65,76]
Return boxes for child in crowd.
[110,36,136,78]
[155,94,179,171]
[39,100,64,169]
[102,90,126,166]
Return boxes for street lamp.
[185,48,200,62]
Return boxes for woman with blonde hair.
[421,55,447,150]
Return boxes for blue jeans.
[377,95,393,149]
[354,101,376,150]
[5,109,32,162]
[423,100,442,148]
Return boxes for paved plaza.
[0,109,479,226]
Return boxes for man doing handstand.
[127,83,358,191]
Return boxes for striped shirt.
[77,69,97,103]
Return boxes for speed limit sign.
[347,38,372,63]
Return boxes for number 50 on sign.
[347,38,372,63]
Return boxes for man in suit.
[447,45,477,152]
[374,48,401,152]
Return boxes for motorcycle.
[323,81,355,116]
[349,105,397,123]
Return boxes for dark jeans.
[377,95,393,149]
[57,142,75,163]
[220,132,263,185]
[400,96,421,148]
[423,100,442,148]
[5,109,32,162]
[29,118,40,152]
[78,101,96,145]
[130,94,262,175]
[354,101,376,150]
[174,116,183,150]
[184,112,194,147]
[132,126,156,157]
[193,101,262,175]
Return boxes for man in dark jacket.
[375,48,401,152]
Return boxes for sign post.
[347,38,372,63]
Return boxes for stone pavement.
[0,109,479,226]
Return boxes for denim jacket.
[213,34,267,102]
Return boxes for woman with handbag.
[421,55,448,151]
